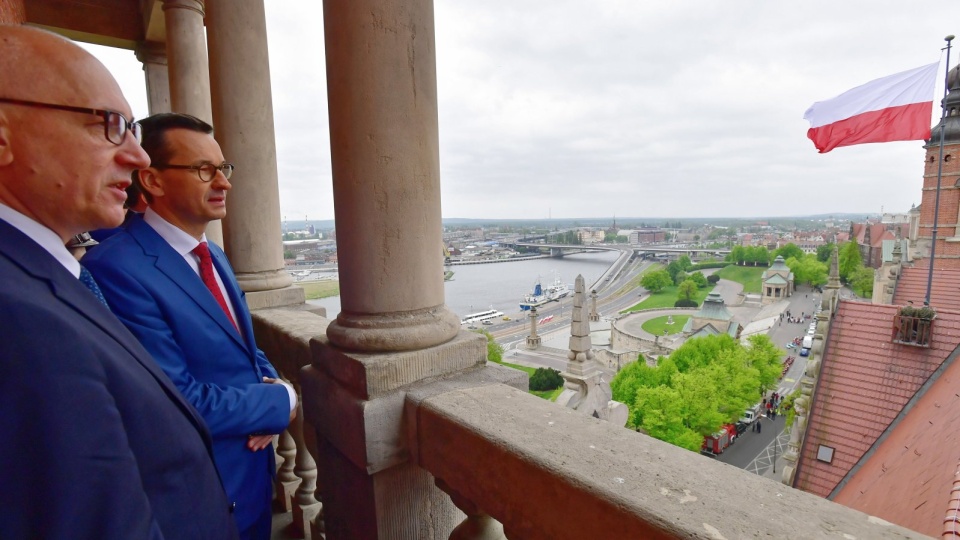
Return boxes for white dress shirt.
[0,203,80,278]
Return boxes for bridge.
[511,241,729,259]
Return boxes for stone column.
[134,42,171,115]
[161,0,222,246]
[204,0,300,309]
[589,289,600,322]
[300,0,477,537]
[526,308,541,349]
[321,0,459,352]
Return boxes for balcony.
[256,308,927,540]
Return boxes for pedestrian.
[757,421,762,434]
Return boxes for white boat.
[460,308,505,326]
[519,273,570,310]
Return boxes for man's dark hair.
[135,113,214,202]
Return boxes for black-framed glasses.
[0,97,141,145]
[153,162,235,182]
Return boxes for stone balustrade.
[252,307,328,539]
[407,382,927,540]
[254,307,928,540]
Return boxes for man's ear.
[138,168,164,199]
[0,115,13,167]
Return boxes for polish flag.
[804,62,939,153]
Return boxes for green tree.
[677,255,693,271]
[816,242,835,262]
[850,266,875,297]
[689,271,708,288]
[613,334,770,450]
[677,279,698,301]
[838,241,862,282]
[728,245,746,265]
[666,260,683,282]
[640,269,672,293]
[673,270,689,286]
[529,367,564,391]
[473,329,503,363]
[774,243,804,261]
[745,246,770,266]
[785,254,827,287]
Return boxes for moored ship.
[519,273,570,310]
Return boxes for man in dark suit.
[83,113,296,540]
[0,25,237,539]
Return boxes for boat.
[460,308,505,326]
[519,273,571,310]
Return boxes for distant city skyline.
[86,1,958,220]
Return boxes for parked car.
[800,347,810,357]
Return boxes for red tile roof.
[794,301,960,501]
[832,338,960,536]
[892,266,960,311]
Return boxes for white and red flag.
[803,62,939,153]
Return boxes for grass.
[295,280,340,300]
[492,360,563,401]
[716,265,766,294]
[641,315,690,336]
[621,283,715,312]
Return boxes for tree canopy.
[774,243,804,261]
[677,279,698,301]
[611,334,780,451]
[640,269,672,293]
[816,242,836,262]
[838,241,862,282]
[785,254,828,286]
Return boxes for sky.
[85,1,960,221]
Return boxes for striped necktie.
[79,266,109,307]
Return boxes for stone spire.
[826,244,841,290]
[555,275,627,425]
[589,289,600,322]
[566,275,594,372]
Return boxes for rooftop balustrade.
[253,308,927,540]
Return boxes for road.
[487,251,654,345]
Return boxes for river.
[308,251,621,320]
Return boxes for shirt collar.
[0,202,81,278]
[143,208,208,256]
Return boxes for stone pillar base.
[525,336,541,349]
[302,329,525,539]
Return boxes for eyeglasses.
[0,97,141,145]
[153,162,235,182]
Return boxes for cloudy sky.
[86,1,959,221]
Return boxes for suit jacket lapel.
[127,217,247,350]
[0,220,213,445]
[208,245,258,353]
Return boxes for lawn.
[621,283,716,312]
[716,265,766,293]
[492,360,563,401]
[641,315,690,336]
[295,280,340,300]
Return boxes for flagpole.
[925,34,954,306]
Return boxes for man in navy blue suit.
[83,113,297,539]
[0,25,237,539]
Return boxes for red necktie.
[191,242,238,330]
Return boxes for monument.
[555,275,628,425]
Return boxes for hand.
[247,434,274,452]
[263,377,298,424]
